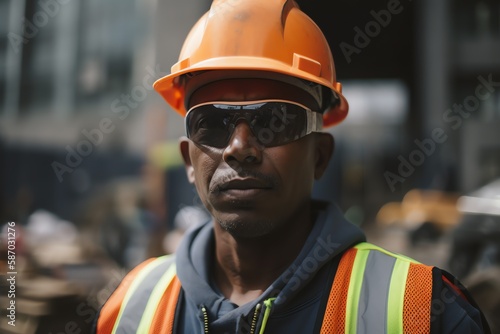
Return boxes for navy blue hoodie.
[92,200,490,333]
[174,201,365,333]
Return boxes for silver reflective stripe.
[114,255,175,333]
[356,250,396,334]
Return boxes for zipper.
[201,306,209,334]
[249,303,262,334]
[200,300,274,334]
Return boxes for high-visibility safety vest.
[97,242,438,333]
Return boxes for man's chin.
[215,214,275,239]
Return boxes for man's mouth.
[215,177,274,199]
[219,178,272,191]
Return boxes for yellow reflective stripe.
[111,258,166,334]
[387,259,410,334]
[353,242,373,251]
[355,242,421,264]
[259,298,276,334]
[345,247,369,334]
[136,263,177,333]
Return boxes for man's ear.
[314,132,334,180]
[179,136,195,183]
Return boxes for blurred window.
[342,80,409,125]
[1,0,144,118]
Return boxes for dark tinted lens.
[251,103,307,147]
[186,102,309,148]
[186,106,232,148]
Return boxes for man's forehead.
[187,78,320,110]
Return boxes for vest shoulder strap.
[320,242,434,334]
[97,255,181,334]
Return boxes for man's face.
[180,79,333,238]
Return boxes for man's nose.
[222,122,263,165]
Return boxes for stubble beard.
[216,214,278,239]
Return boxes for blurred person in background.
[93,0,491,333]
[163,205,210,254]
[76,177,161,271]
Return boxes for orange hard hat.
[153,0,348,127]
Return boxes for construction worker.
[93,0,491,333]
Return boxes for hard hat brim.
[153,56,348,127]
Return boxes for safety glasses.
[185,100,323,148]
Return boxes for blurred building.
[1,0,153,224]
[298,0,500,222]
[448,0,500,192]
[0,0,209,226]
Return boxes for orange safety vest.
[97,242,437,333]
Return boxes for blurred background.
[0,0,499,332]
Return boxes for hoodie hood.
[175,201,366,333]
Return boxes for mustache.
[210,169,278,193]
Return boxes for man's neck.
[212,205,315,306]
